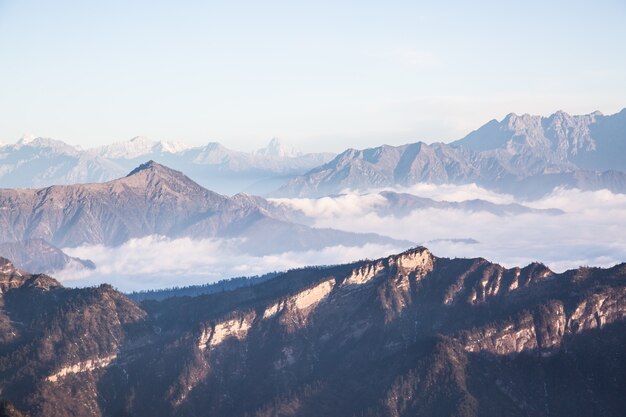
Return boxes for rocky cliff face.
[277,109,626,198]
[1,248,625,417]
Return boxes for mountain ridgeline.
[0,137,333,195]
[277,109,626,198]
[1,247,625,417]
[2,109,625,199]
[0,161,407,254]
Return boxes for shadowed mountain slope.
[0,247,625,416]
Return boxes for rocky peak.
[255,138,300,158]
[388,246,434,272]
[0,257,18,273]
[0,258,62,293]
[503,112,543,134]
[22,274,62,291]
[125,160,167,177]
[121,160,221,201]
[124,160,192,186]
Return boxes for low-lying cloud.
[272,185,626,274]
[58,183,626,292]
[58,237,404,292]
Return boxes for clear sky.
[0,0,625,152]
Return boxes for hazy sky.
[1,0,625,152]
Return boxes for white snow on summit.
[255,138,301,158]
[94,136,193,159]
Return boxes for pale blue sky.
[1,0,625,152]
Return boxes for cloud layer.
[59,184,626,292]
[273,186,626,273]
[59,237,404,292]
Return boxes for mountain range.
[0,161,406,256]
[277,109,626,198]
[0,137,333,195]
[0,159,570,277]
[3,109,625,199]
[0,246,625,416]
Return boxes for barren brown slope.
[0,161,408,252]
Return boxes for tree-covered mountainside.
[0,247,625,416]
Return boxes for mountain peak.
[94,136,193,159]
[121,160,215,196]
[18,133,37,144]
[126,160,170,177]
[0,257,20,276]
[255,138,300,158]
[14,136,79,154]
[124,161,192,182]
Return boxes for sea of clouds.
[58,184,626,292]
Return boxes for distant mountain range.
[3,109,625,199]
[0,161,407,255]
[0,137,334,195]
[277,109,626,198]
[361,191,563,217]
[1,247,625,416]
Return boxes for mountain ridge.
[277,109,626,198]
[0,161,408,252]
[0,246,625,416]
[0,137,334,195]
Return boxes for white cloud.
[379,182,516,204]
[272,185,626,274]
[57,184,626,292]
[58,236,404,292]
[271,192,388,218]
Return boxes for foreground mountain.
[0,239,95,274]
[277,109,626,198]
[0,161,405,253]
[1,247,625,416]
[0,137,334,195]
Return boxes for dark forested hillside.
[0,248,625,417]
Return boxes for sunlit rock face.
[1,248,626,417]
[277,109,626,199]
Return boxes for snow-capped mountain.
[254,137,300,157]
[93,136,193,159]
[0,136,127,188]
[0,137,334,194]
